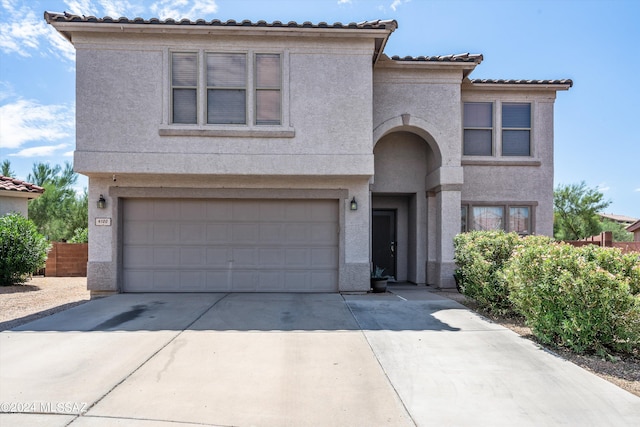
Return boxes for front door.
[372,209,396,280]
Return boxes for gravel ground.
[1,279,637,397]
[0,276,90,331]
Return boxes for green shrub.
[69,227,88,243]
[505,241,640,356]
[0,213,50,286]
[453,230,521,315]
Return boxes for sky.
[1,0,638,217]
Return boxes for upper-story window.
[170,51,281,126]
[255,54,281,125]
[463,102,493,156]
[171,52,198,124]
[463,101,532,157]
[502,103,531,156]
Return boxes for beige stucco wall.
[0,195,30,217]
[461,89,558,236]
[73,33,375,177]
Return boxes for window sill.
[159,126,295,138]
[462,158,541,167]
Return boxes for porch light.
[350,197,358,211]
[97,194,106,209]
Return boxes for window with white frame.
[255,53,281,125]
[170,51,281,126]
[171,52,198,124]
[463,102,493,156]
[461,204,532,234]
[502,103,531,156]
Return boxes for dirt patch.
[0,276,90,331]
[431,288,640,398]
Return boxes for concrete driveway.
[1,287,639,426]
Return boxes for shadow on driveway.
[9,292,463,332]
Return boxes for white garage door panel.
[123,199,338,292]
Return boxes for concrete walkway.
[1,288,638,426]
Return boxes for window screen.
[255,54,281,125]
[171,52,197,124]
[463,102,492,155]
[207,53,246,124]
[502,103,531,156]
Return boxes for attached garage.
[122,198,339,292]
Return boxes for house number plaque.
[95,218,112,226]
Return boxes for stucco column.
[433,186,461,288]
[86,177,118,296]
[426,166,463,289]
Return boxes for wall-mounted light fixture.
[97,194,106,209]
[350,197,358,211]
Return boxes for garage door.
[122,199,338,292]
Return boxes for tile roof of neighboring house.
[390,53,483,63]
[470,78,573,87]
[599,213,638,224]
[627,219,640,233]
[44,12,398,31]
[0,176,45,194]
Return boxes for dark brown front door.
[372,209,396,280]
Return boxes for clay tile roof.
[0,176,45,194]
[627,219,640,233]
[470,78,573,87]
[43,12,398,31]
[390,53,483,63]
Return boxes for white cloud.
[634,188,640,192]
[0,0,75,62]
[150,0,218,20]
[0,4,50,57]
[390,0,410,12]
[597,183,610,192]
[46,25,76,62]
[63,0,145,18]
[63,150,75,157]
[0,81,15,102]
[64,0,99,16]
[338,0,352,4]
[0,99,74,149]
[9,143,70,158]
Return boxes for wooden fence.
[564,231,640,254]
[45,242,88,277]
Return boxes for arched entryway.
[371,130,438,284]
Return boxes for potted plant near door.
[370,266,388,293]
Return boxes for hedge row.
[454,231,640,356]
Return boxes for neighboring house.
[627,220,640,242]
[598,213,638,227]
[45,12,571,296]
[0,175,44,217]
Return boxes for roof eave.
[44,13,397,44]
[464,81,573,91]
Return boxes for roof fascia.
[463,82,572,92]
[0,190,43,199]
[376,59,479,76]
[47,21,393,43]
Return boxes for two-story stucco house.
[45,12,571,296]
